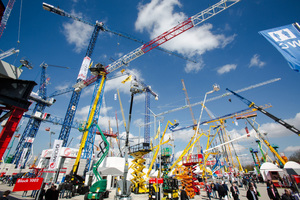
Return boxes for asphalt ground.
[0,182,287,200]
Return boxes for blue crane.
[11,63,57,168]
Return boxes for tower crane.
[10,63,68,168]
[42,2,196,64]
[73,0,241,92]
[181,79,197,129]
[121,72,158,144]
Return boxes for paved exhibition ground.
[0,182,286,200]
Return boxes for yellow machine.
[129,143,151,194]
[69,64,107,182]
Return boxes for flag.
[259,23,300,72]
[154,123,161,139]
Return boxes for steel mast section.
[226,88,300,136]
[74,0,241,91]
[0,0,16,38]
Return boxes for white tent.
[284,161,300,176]
[260,162,283,182]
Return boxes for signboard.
[149,178,163,184]
[48,139,63,170]
[77,56,91,80]
[13,178,43,192]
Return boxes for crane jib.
[141,18,194,53]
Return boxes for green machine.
[85,125,110,200]
[161,148,179,200]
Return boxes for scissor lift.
[129,143,151,193]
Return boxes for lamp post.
[195,84,220,180]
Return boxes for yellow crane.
[239,115,287,166]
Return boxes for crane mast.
[58,23,102,147]
[0,0,16,38]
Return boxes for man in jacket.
[246,185,259,200]
[267,184,281,200]
[230,183,240,200]
[180,186,189,200]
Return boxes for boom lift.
[85,125,110,200]
[115,78,144,200]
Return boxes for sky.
[1,0,300,167]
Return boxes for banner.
[13,178,43,192]
[77,56,91,80]
[259,23,300,72]
[18,148,28,169]
[48,139,63,170]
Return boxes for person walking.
[222,181,229,200]
[58,181,66,198]
[45,184,59,200]
[217,183,226,200]
[180,186,189,200]
[267,184,280,200]
[246,186,259,200]
[66,181,73,199]
[230,183,240,200]
[205,182,212,200]
[211,182,218,198]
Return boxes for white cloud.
[135,0,235,73]
[249,54,266,68]
[76,105,90,120]
[62,10,94,53]
[184,59,204,73]
[217,64,237,74]
[284,146,300,152]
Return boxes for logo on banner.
[48,140,63,170]
[268,28,296,42]
[64,148,71,156]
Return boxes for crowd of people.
[179,174,299,200]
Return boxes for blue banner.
[259,23,300,72]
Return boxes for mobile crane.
[226,88,300,136]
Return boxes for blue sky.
[1,0,300,166]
